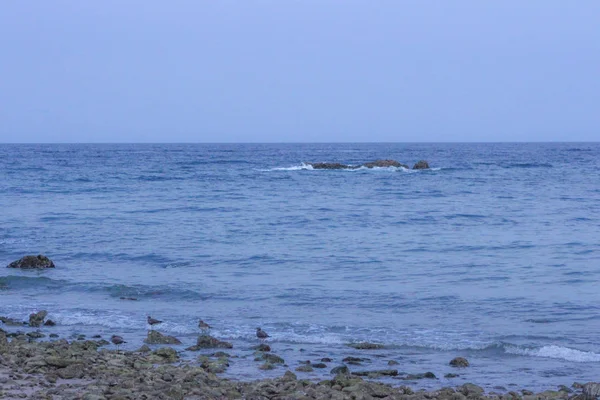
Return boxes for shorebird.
[256,327,270,341]
[147,315,163,330]
[110,335,126,352]
[198,319,212,333]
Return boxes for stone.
[0,330,7,354]
[26,331,46,339]
[388,360,399,366]
[413,160,430,169]
[144,330,182,345]
[0,316,25,326]
[44,319,56,326]
[312,362,327,368]
[137,345,152,353]
[321,357,333,362]
[362,159,409,169]
[583,383,600,400]
[450,357,470,368]
[29,310,48,327]
[253,344,271,352]
[258,353,285,364]
[189,335,232,349]
[295,365,314,372]
[7,254,55,269]
[353,369,398,378]
[308,162,354,170]
[445,373,460,378]
[330,365,350,375]
[259,362,275,370]
[346,342,385,350]
[459,383,485,396]
[149,347,179,363]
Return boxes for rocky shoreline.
[1,329,598,400]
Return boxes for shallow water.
[1,143,599,390]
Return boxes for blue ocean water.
[1,143,599,390]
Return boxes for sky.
[0,1,599,143]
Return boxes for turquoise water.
[1,143,599,390]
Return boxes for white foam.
[505,344,600,362]
[267,163,314,171]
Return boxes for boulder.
[295,365,314,372]
[189,335,232,349]
[144,331,181,345]
[347,342,385,350]
[256,352,285,364]
[0,316,25,326]
[331,365,350,375]
[362,159,409,169]
[413,160,430,170]
[7,255,55,269]
[353,369,398,378]
[308,162,354,170]
[583,383,600,400]
[29,310,48,327]
[44,319,56,327]
[0,330,8,354]
[252,344,271,352]
[449,357,470,368]
[459,383,485,396]
[149,347,179,363]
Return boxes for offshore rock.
[0,316,25,326]
[362,159,409,168]
[7,254,55,269]
[144,330,182,345]
[450,357,470,368]
[29,310,48,327]
[188,334,232,349]
[331,365,350,375]
[308,162,354,170]
[413,160,430,169]
[347,342,385,350]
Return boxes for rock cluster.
[0,333,595,400]
[307,159,431,170]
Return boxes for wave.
[265,163,442,172]
[503,163,553,169]
[505,344,600,362]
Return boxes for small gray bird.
[110,335,126,352]
[198,319,212,333]
[147,315,162,329]
[256,327,270,340]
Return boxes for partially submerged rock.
[413,160,430,169]
[29,310,48,327]
[144,330,182,345]
[450,356,470,368]
[347,342,385,350]
[0,316,25,326]
[187,334,232,350]
[7,254,55,269]
[149,347,179,363]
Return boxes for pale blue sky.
[1,1,598,143]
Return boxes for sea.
[1,143,599,391]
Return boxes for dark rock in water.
[388,360,399,366]
[449,356,470,368]
[343,356,368,365]
[252,343,271,352]
[119,296,138,301]
[330,365,350,375]
[445,373,460,378]
[144,330,182,345]
[0,316,25,326]
[187,335,232,349]
[312,362,327,369]
[295,365,314,372]
[27,331,46,339]
[403,372,437,380]
[522,389,534,395]
[413,160,430,170]
[308,162,355,170]
[362,159,409,169]
[29,310,48,327]
[44,319,56,327]
[256,352,285,364]
[353,369,398,378]
[7,254,55,269]
[259,362,276,370]
[49,333,59,338]
[583,383,600,400]
[347,342,385,350]
[321,357,333,362]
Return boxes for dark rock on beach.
[144,330,182,345]
[7,254,55,269]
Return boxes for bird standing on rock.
[110,335,126,352]
[147,315,162,330]
[198,319,211,333]
[256,327,270,341]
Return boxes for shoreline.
[1,330,596,400]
